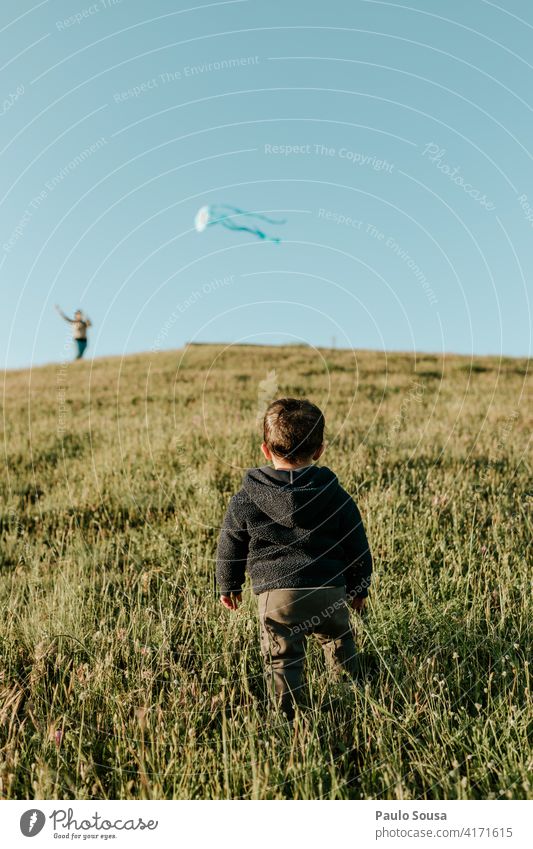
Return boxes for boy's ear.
[261,442,272,461]
[312,443,325,461]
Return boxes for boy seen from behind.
[216,398,372,719]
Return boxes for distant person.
[216,397,373,720]
[55,305,92,359]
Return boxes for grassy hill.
[0,344,531,799]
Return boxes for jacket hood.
[242,465,340,528]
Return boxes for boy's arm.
[339,493,373,600]
[216,495,250,597]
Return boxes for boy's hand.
[220,593,242,610]
[349,596,366,613]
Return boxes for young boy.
[216,397,372,718]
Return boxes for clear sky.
[1,0,532,368]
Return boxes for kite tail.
[213,204,287,226]
[219,219,281,243]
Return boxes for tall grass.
[0,345,531,799]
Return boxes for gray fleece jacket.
[215,465,372,598]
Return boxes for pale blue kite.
[194,204,285,243]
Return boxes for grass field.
[0,343,531,800]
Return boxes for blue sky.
[1,0,532,368]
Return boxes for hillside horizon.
[3,341,530,377]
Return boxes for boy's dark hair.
[263,398,325,461]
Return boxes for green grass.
[0,344,531,799]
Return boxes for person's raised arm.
[216,495,250,610]
[55,304,72,323]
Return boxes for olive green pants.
[258,586,357,718]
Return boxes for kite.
[194,203,285,243]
